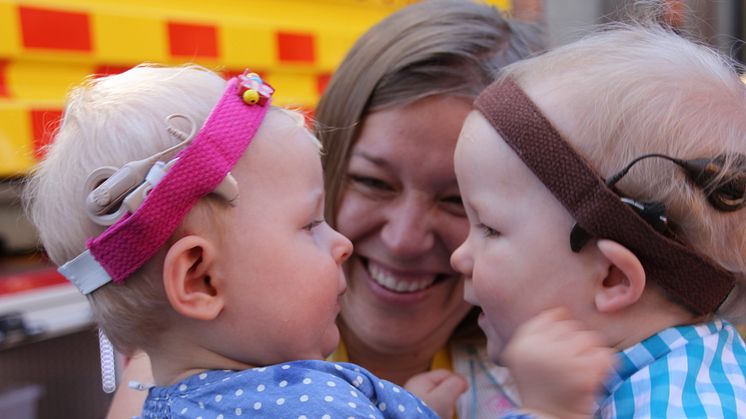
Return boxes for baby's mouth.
[365,260,447,294]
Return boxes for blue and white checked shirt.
[597,319,746,418]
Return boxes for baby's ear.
[162,235,223,321]
[593,240,646,313]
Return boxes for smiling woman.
[102,2,543,418]
[314,0,543,417]
[333,95,472,362]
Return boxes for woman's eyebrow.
[351,150,391,170]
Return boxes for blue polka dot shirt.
[140,360,437,418]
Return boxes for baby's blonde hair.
[501,24,746,320]
[25,65,318,354]
[24,65,228,354]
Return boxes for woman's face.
[335,95,474,355]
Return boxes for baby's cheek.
[462,280,477,302]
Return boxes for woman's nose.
[380,197,435,258]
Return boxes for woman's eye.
[440,195,465,216]
[442,195,463,206]
[304,220,324,231]
[349,175,393,192]
[477,223,499,237]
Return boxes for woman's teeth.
[368,263,435,293]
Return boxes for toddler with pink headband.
[23,64,441,418]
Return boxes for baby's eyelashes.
[477,223,499,237]
[304,220,325,231]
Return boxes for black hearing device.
[569,153,746,252]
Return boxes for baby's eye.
[477,223,499,237]
[304,220,324,231]
[349,175,394,192]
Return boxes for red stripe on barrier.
[316,73,332,96]
[302,108,315,130]
[30,109,63,159]
[168,22,219,58]
[19,6,91,52]
[0,60,8,97]
[277,31,315,63]
[93,65,134,77]
[0,267,67,296]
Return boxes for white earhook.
[165,114,197,143]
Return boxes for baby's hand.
[501,308,615,419]
[405,369,468,419]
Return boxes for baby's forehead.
[459,112,508,154]
[232,114,321,183]
[457,112,547,189]
[522,81,581,142]
[459,111,530,159]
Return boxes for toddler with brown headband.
[451,22,746,419]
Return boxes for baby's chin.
[320,327,341,360]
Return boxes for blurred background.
[0,1,742,418]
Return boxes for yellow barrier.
[0,0,509,176]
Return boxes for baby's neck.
[147,343,252,386]
[605,291,698,351]
[347,350,432,386]
[340,325,440,386]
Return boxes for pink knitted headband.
[59,70,274,294]
[474,78,734,315]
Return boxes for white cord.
[99,329,117,394]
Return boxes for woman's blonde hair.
[24,65,227,354]
[501,23,746,319]
[315,0,544,224]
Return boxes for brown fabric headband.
[473,78,735,315]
